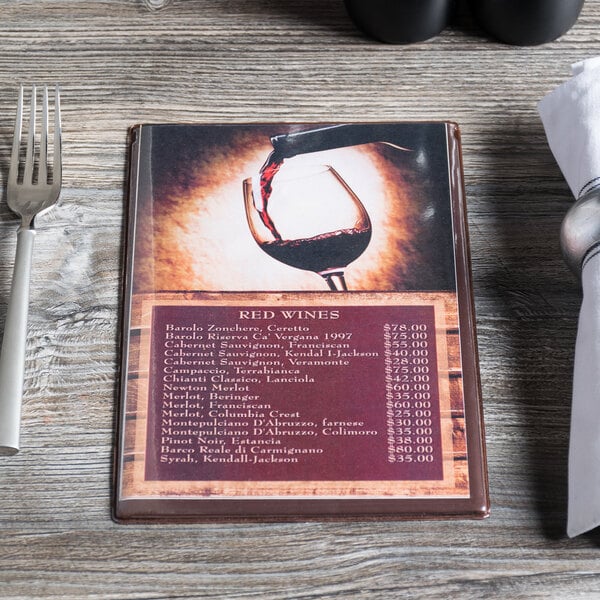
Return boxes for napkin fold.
[539,58,600,199]
[539,57,600,537]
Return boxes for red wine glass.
[243,164,372,291]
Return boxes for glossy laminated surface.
[114,121,489,522]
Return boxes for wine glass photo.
[243,163,372,291]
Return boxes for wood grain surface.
[0,0,598,598]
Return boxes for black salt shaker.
[343,0,454,44]
[469,0,585,45]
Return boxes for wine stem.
[323,272,347,291]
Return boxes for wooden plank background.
[119,291,467,504]
[0,0,597,597]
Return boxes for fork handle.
[0,228,35,455]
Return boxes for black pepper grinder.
[469,0,585,46]
[343,0,454,44]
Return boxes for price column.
[384,321,437,465]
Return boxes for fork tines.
[9,85,62,189]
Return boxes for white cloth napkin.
[568,249,600,537]
[539,57,600,537]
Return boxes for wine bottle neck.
[270,124,410,159]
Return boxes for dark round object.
[469,0,585,46]
[344,0,454,44]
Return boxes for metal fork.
[0,85,62,455]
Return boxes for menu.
[114,122,489,521]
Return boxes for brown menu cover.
[114,122,489,521]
